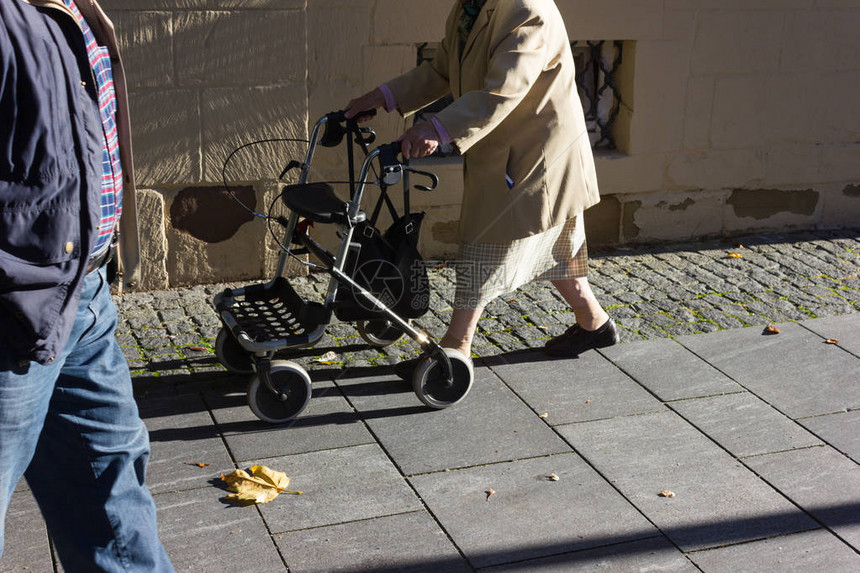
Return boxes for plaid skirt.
[453,216,588,309]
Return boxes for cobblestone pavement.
[116,228,860,388]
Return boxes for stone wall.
[103,1,860,289]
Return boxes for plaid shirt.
[64,0,122,257]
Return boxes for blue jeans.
[0,267,173,572]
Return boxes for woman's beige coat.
[386,0,600,244]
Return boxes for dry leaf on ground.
[315,351,339,364]
[763,325,781,335]
[189,462,210,468]
[222,465,301,505]
[825,338,839,345]
[549,473,560,481]
[486,489,495,501]
[727,252,743,259]
[659,490,676,498]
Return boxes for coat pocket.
[0,190,80,266]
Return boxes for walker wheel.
[357,319,406,347]
[412,348,473,409]
[215,327,254,375]
[247,361,312,424]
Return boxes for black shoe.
[544,319,619,358]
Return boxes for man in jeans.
[0,1,173,570]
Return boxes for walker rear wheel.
[357,319,406,347]
[215,327,254,375]
[247,361,312,424]
[412,348,473,409]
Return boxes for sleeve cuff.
[430,116,453,145]
[378,84,397,113]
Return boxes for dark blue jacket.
[0,1,103,365]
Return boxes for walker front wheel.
[357,319,406,347]
[412,348,473,409]
[247,361,312,424]
[215,327,254,375]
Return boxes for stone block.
[136,189,170,290]
[820,183,860,228]
[408,454,657,568]
[128,90,199,185]
[691,11,784,75]
[667,149,765,191]
[623,189,724,242]
[800,410,860,465]
[584,194,621,245]
[420,204,463,259]
[558,0,664,41]
[670,393,822,458]
[308,2,373,86]
[174,10,305,87]
[599,337,741,401]
[138,395,235,494]
[744,446,860,550]
[362,44,417,92]
[724,188,821,234]
[710,75,763,150]
[275,512,472,573]
[595,152,666,195]
[254,444,422,532]
[155,486,285,571]
[111,11,172,89]
[558,411,818,551]
[689,529,860,573]
[801,314,860,357]
[163,186,267,285]
[206,382,374,463]
[781,10,860,73]
[489,350,665,425]
[200,85,307,183]
[106,1,305,9]
[682,76,714,151]
[677,322,860,419]
[489,536,699,572]
[662,8,697,40]
[665,0,813,8]
[627,40,691,154]
[332,367,571,475]
[373,0,450,44]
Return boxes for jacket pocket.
[0,187,80,266]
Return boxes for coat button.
[65,241,74,254]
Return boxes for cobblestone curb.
[115,229,860,393]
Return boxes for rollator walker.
[213,111,474,423]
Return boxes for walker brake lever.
[278,160,302,180]
[403,167,438,192]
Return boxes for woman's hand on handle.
[399,121,441,160]
[345,88,386,121]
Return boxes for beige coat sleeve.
[435,3,547,153]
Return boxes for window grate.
[414,40,625,153]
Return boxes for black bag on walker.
[334,212,430,321]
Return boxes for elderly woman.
[346,0,617,366]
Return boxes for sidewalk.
[2,229,859,572]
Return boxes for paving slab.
[155,485,285,571]
[799,410,860,463]
[670,392,822,458]
[598,337,742,401]
[556,411,818,551]
[408,453,657,569]
[743,446,860,550]
[334,366,571,475]
[138,395,235,494]
[677,322,860,419]
[478,535,699,572]
[253,443,422,533]
[0,490,53,573]
[206,381,374,463]
[801,314,860,356]
[688,528,860,573]
[485,349,665,424]
[275,511,472,573]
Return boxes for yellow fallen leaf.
[825,338,839,345]
[222,466,301,505]
[549,473,560,481]
[538,412,549,419]
[659,490,676,498]
[727,252,743,259]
